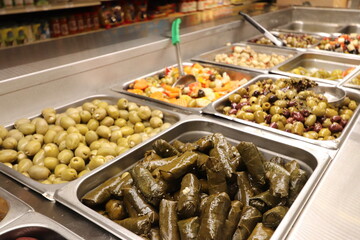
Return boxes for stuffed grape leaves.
[236,142,266,185]
[159,199,180,240]
[288,168,307,206]
[232,206,262,240]
[198,192,231,240]
[234,172,254,206]
[153,139,180,158]
[249,190,284,213]
[284,160,300,174]
[264,161,290,198]
[105,199,127,220]
[247,223,274,240]
[177,173,201,219]
[262,206,289,228]
[149,228,160,240]
[141,155,179,172]
[115,215,152,235]
[223,200,243,240]
[177,217,200,240]
[206,166,228,195]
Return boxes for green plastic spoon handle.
[172,18,182,45]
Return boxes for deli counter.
[1,6,360,240]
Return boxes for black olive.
[209,74,216,81]
[198,89,205,98]
[268,95,278,103]
[158,72,166,79]
[344,39,350,45]
[335,43,341,48]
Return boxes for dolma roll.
[199,194,210,214]
[232,206,262,240]
[198,192,231,240]
[236,142,266,185]
[123,186,159,223]
[196,151,210,172]
[115,215,152,235]
[249,190,283,213]
[158,151,198,181]
[194,134,214,153]
[223,200,243,240]
[288,168,307,206]
[247,223,274,240]
[141,155,178,172]
[264,161,290,198]
[159,199,180,240]
[234,172,254,206]
[149,228,160,240]
[177,217,200,240]
[105,199,127,220]
[269,156,285,166]
[153,139,180,158]
[199,178,209,194]
[284,160,300,174]
[262,206,289,228]
[130,164,167,202]
[206,166,228,195]
[111,172,133,197]
[177,173,201,219]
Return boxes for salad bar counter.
[1,6,360,240]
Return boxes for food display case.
[1,5,360,240]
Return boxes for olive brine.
[223,77,358,140]
[82,134,308,239]
[0,98,171,184]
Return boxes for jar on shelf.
[68,15,78,34]
[59,17,69,36]
[50,18,61,38]
[75,13,85,33]
[83,12,93,31]
[91,12,100,30]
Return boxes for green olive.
[17,138,29,151]
[33,149,45,166]
[96,126,111,139]
[271,114,282,123]
[87,119,100,132]
[44,129,57,144]
[110,130,123,143]
[92,108,107,121]
[14,118,30,129]
[322,118,332,128]
[0,126,8,139]
[58,149,74,165]
[28,165,51,180]
[292,122,304,136]
[149,117,163,128]
[305,114,316,127]
[75,145,90,160]
[67,112,81,124]
[96,100,109,109]
[24,140,41,156]
[67,126,80,134]
[137,106,152,120]
[54,131,68,145]
[127,102,139,112]
[43,143,59,158]
[133,122,145,133]
[53,178,69,184]
[127,134,142,148]
[106,105,120,119]
[41,179,53,184]
[50,125,64,133]
[262,102,271,111]
[17,151,27,161]
[160,122,171,131]
[325,108,338,118]
[348,100,357,110]
[80,110,92,123]
[0,149,18,163]
[97,147,117,157]
[78,169,90,178]
[128,111,142,124]
[151,109,163,119]
[85,130,98,145]
[115,118,127,128]
[303,131,318,139]
[82,102,97,114]
[43,157,59,171]
[100,116,115,127]
[61,168,78,181]
[65,133,81,150]
[76,124,89,135]
[90,140,102,151]
[32,134,44,144]
[69,157,86,172]
[17,123,36,135]
[42,108,56,124]
[319,128,331,138]
[117,138,129,147]
[60,116,76,130]
[229,93,241,103]
[2,137,17,149]
[88,156,106,170]
[58,141,67,151]
[118,110,129,120]
[120,126,134,137]
[7,129,24,141]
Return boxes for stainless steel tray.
[246,31,322,50]
[54,116,331,240]
[111,62,260,114]
[274,21,346,36]
[0,92,182,201]
[202,74,360,149]
[0,211,83,239]
[191,43,299,74]
[271,52,360,84]
[344,68,360,90]
[0,187,33,229]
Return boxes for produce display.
[0,196,9,222]
[81,134,308,239]
[126,63,250,108]
[288,66,354,81]
[222,77,358,140]
[214,45,293,69]
[249,33,319,48]
[316,34,360,54]
[0,98,172,184]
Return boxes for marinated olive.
[28,165,50,180]
[58,149,74,164]
[61,168,78,181]
[2,137,17,149]
[69,157,86,172]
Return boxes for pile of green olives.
[222,77,358,140]
[0,98,171,184]
[289,67,347,81]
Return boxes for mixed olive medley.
[249,33,319,48]
[214,45,292,69]
[0,197,9,222]
[222,77,358,140]
[288,66,353,81]
[317,34,360,54]
[0,98,171,184]
[82,134,308,240]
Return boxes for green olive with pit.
[65,133,80,150]
[312,105,326,117]
[0,149,18,163]
[44,129,57,144]
[0,126,8,139]
[58,149,74,164]
[2,137,17,149]
[17,138,29,151]
[61,168,78,181]
[33,149,45,166]
[79,110,92,123]
[101,116,115,127]
[120,126,134,137]
[96,126,111,139]
[75,145,90,160]
[88,156,106,170]
[150,117,163,128]
[44,157,59,171]
[118,110,129,121]
[42,108,56,124]
[318,128,331,138]
[43,143,59,158]
[106,105,120,119]
[151,109,163,119]
[291,122,304,136]
[69,157,86,172]
[24,140,41,156]
[17,123,36,135]
[60,116,76,130]
[28,165,51,180]
[32,134,44,144]
[117,98,129,110]
[305,114,316,127]
[303,131,319,139]
[127,134,142,148]
[82,102,97,114]
[7,129,24,141]
[110,130,123,143]
[137,106,152,120]
[229,93,241,103]
[85,130,98,145]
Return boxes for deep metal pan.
[202,74,360,149]
[246,31,323,50]
[191,43,299,74]
[54,116,331,240]
[0,187,33,229]
[273,21,346,37]
[343,68,360,90]
[111,62,260,114]
[0,92,182,201]
[0,211,83,240]
[271,52,360,85]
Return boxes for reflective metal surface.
[55,116,330,240]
